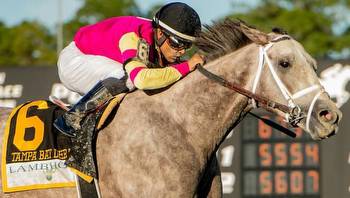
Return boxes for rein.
[197,64,296,138]
[197,64,290,113]
[197,35,325,135]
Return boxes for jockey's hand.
[188,53,205,71]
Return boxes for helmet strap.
[156,47,164,67]
[154,28,167,47]
[154,30,168,67]
[156,34,167,47]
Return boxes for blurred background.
[0,0,350,197]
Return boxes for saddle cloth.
[1,100,77,192]
[2,95,124,193]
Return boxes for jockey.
[54,2,204,137]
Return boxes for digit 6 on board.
[13,101,48,151]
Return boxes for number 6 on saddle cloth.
[2,93,126,193]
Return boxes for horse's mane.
[195,19,253,62]
[195,18,288,62]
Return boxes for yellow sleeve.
[125,60,183,90]
[119,32,138,53]
[119,32,139,62]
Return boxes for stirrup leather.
[54,81,114,137]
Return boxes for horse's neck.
[160,44,258,160]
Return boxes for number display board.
[220,108,350,198]
[241,114,320,197]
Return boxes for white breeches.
[57,42,129,95]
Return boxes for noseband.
[198,35,325,132]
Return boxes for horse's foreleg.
[206,156,222,198]
[196,156,222,198]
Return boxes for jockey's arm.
[125,61,190,90]
[119,32,192,90]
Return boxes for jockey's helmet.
[153,2,201,48]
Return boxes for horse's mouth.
[325,129,337,138]
[319,126,338,139]
[295,116,339,140]
[308,124,339,140]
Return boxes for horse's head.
[239,22,342,140]
[196,19,342,140]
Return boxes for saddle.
[62,93,126,178]
[2,94,125,193]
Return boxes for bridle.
[197,35,325,132]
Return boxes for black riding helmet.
[153,2,201,49]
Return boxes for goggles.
[165,32,192,50]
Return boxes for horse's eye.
[279,61,290,68]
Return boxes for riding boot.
[54,77,130,137]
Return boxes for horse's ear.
[239,22,269,45]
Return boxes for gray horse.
[0,20,342,197]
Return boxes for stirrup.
[53,78,127,137]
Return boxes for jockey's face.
[157,29,186,63]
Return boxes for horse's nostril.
[319,110,334,122]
